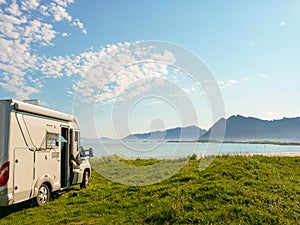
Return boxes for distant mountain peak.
[200,115,300,142]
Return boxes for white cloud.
[70,43,178,104]
[61,32,69,37]
[6,0,22,16]
[181,87,197,94]
[72,18,87,34]
[67,90,73,96]
[49,3,72,22]
[259,74,267,78]
[0,12,27,24]
[54,0,74,7]
[28,75,43,89]
[39,5,49,16]
[280,21,286,27]
[0,0,87,99]
[228,80,238,84]
[242,77,249,82]
[22,20,57,45]
[39,48,106,80]
[21,0,39,10]
[0,20,20,38]
[146,99,163,105]
[0,74,41,99]
[0,3,176,103]
[218,79,238,89]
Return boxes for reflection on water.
[81,139,300,159]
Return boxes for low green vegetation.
[1,155,300,224]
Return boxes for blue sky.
[0,0,300,138]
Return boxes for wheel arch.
[32,175,55,198]
[85,168,91,176]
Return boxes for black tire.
[80,170,90,189]
[36,183,50,206]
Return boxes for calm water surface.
[81,140,300,159]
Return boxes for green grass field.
[1,155,300,224]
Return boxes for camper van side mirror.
[80,147,94,158]
[80,146,85,157]
[88,148,94,157]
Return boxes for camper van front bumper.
[0,193,13,206]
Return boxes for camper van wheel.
[36,184,50,206]
[80,170,90,189]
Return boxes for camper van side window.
[46,132,59,149]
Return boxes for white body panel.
[0,99,91,206]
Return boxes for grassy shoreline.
[1,155,300,224]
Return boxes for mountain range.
[201,115,300,142]
[123,126,207,141]
[122,115,300,143]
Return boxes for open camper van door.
[0,99,91,206]
[60,126,69,189]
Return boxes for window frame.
[46,132,59,149]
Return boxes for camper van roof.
[3,99,76,122]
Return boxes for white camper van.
[0,99,91,206]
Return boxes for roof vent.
[23,99,41,106]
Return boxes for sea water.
[81,139,300,159]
